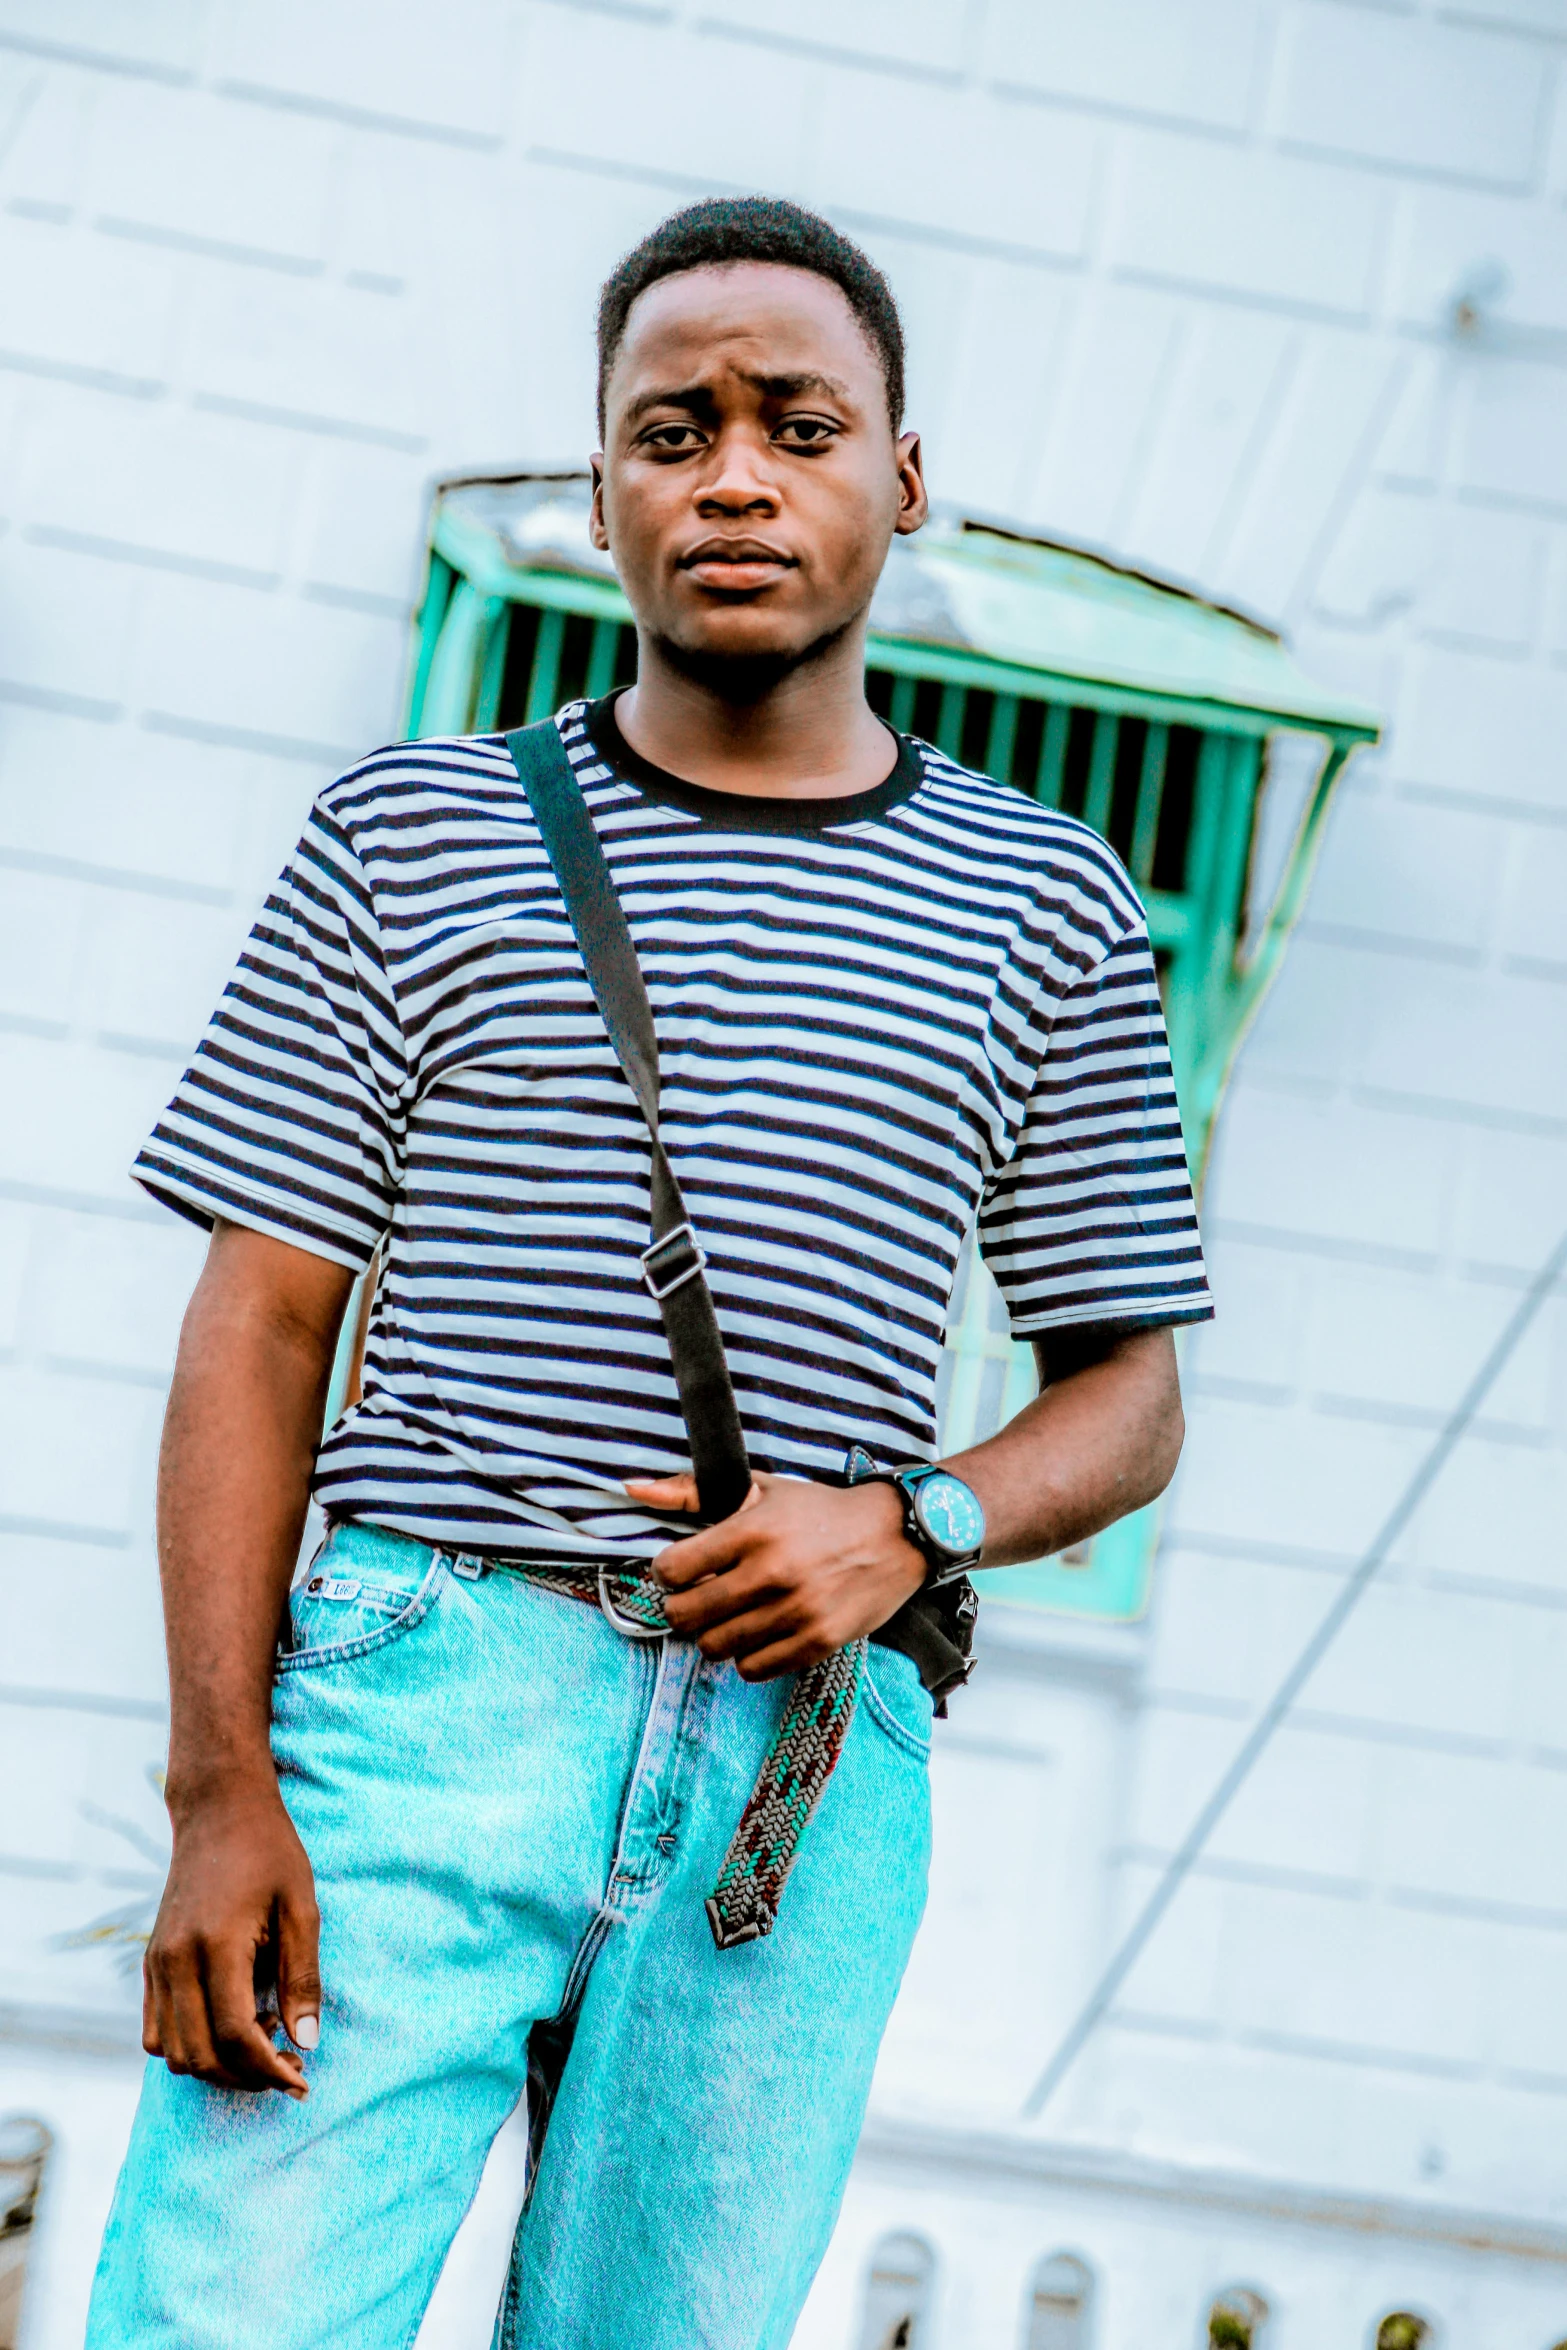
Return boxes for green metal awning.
[387,468,1384,1626]
[422,473,1380,745]
[868,520,1380,738]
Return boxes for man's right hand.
[143,1782,322,2099]
[145,1220,354,2100]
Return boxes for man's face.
[591,262,925,684]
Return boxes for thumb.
[624,1472,701,1512]
[276,1887,323,2054]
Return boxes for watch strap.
[843,1448,980,1586]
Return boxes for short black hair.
[596,196,905,437]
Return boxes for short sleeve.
[132,805,405,1273]
[978,922,1213,1336]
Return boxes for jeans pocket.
[861,1641,933,1764]
[278,1543,447,1673]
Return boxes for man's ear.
[894,431,927,537]
[589,455,609,552]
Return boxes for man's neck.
[613,631,896,801]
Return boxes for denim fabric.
[87,1520,932,2350]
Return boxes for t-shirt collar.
[581,691,924,835]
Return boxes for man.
[88,198,1211,2348]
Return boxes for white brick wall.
[983,0,1269,131]
[1,4,1564,2347]
[1273,7,1551,187]
[1111,134,1392,317]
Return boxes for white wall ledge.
[855,2114,1567,2265]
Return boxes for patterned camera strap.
[522,1558,865,1951]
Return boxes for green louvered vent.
[498,601,638,723]
[404,486,1378,1623]
[865,670,1206,907]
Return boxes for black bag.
[505,720,975,1708]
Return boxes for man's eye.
[643,425,704,452]
[776,418,837,447]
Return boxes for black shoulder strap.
[505,720,753,1523]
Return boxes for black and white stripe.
[134,702,1211,1556]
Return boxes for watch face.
[913,1471,985,1558]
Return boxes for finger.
[155,1941,220,2081]
[734,1631,835,1682]
[655,1506,772,1589]
[651,1474,772,1583]
[210,2005,307,2096]
[623,1473,701,1513]
[627,1473,766,1522]
[142,1954,164,2059]
[655,1528,741,1586]
[147,1960,188,2073]
[207,1996,307,2095]
[660,1557,788,1635]
[205,1938,309,2098]
[277,1890,323,2057]
[691,1598,809,1666]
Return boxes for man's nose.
[695,432,781,515]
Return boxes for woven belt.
[519,1555,864,1951]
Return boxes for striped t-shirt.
[134,697,1212,1558]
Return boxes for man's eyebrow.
[739,369,853,403]
[623,383,717,425]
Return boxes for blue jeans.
[87,1520,933,2349]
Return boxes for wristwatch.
[844,1446,986,1588]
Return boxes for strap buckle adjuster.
[639,1223,707,1301]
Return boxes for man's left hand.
[623,1471,925,1680]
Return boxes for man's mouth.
[677,538,797,592]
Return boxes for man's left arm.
[639,1324,1183,1679]
[948,1322,1183,1565]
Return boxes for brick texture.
[85,85,336,271]
[0,0,204,80]
[814,76,1100,259]
[212,0,515,142]
[1275,5,1549,189]
[702,0,970,76]
[1110,133,1389,318]
[984,0,1266,133]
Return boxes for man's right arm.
[144,1219,355,2098]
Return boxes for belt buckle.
[639,1222,706,1300]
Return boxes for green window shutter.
[392,475,1380,1622]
